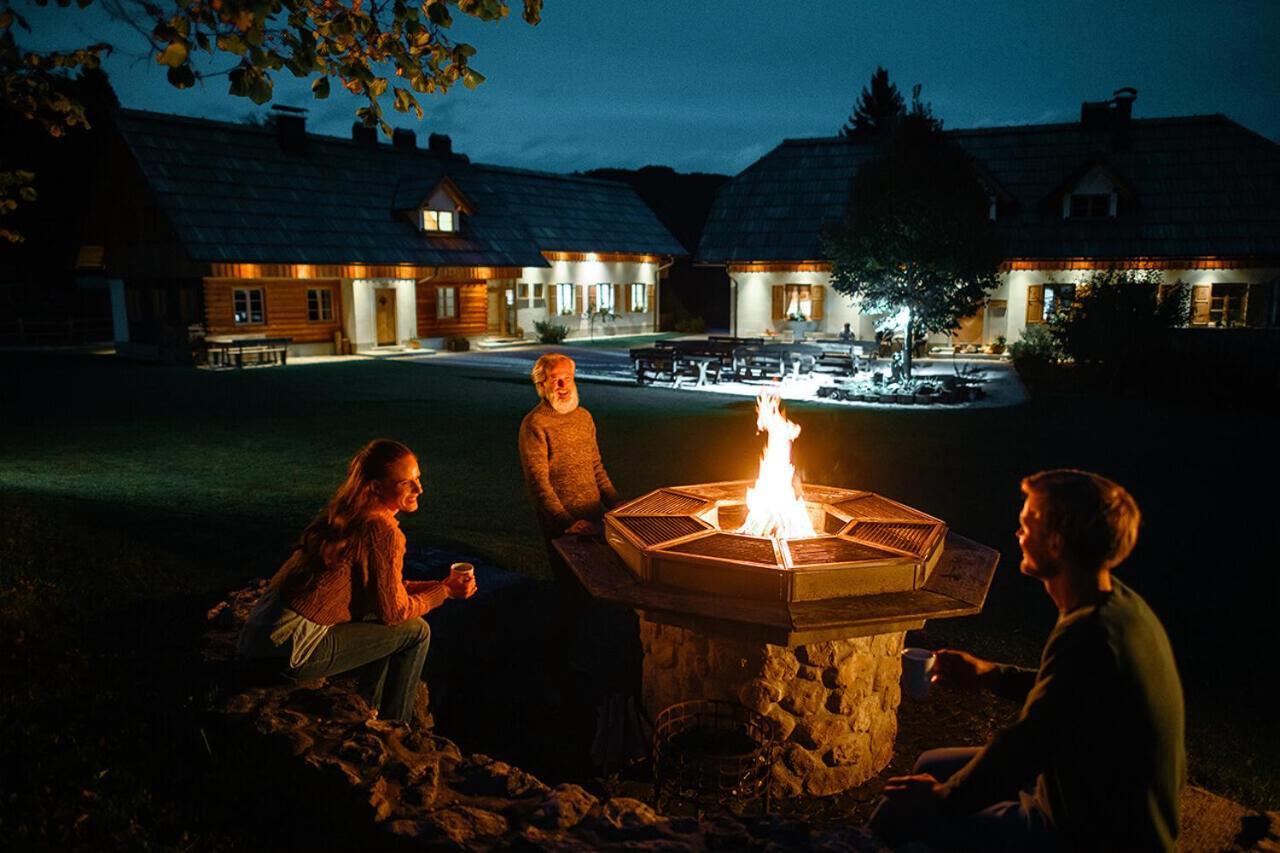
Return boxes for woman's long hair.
[276,439,414,597]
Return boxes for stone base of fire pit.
[640,619,903,798]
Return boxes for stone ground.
[202,548,1278,850]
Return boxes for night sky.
[18,0,1280,174]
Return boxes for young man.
[874,469,1185,852]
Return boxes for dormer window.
[421,209,456,232]
[1069,193,1113,220]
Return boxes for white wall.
[733,270,873,338]
[346,278,417,349]
[517,257,658,338]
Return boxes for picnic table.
[206,336,292,368]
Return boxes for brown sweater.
[518,401,620,536]
[271,511,448,625]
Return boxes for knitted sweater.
[271,511,448,625]
[518,401,620,536]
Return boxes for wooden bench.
[206,336,292,368]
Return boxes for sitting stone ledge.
[201,582,891,850]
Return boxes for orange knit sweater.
[271,511,448,625]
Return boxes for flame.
[738,392,816,539]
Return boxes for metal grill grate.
[847,521,940,556]
[834,494,932,522]
[671,482,749,503]
[786,536,898,566]
[619,490,710,516]
[667,533,779,565]
[618,515,708,546]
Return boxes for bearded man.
[519,353,620,576]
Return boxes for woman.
[237,439,475,723]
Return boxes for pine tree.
[840,66,905,141]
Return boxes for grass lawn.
[1,351,1275,844]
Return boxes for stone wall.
[639,619,904,798]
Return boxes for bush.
[1008,324,1061,381]
[674,313,705,334]
[534,320,568,344]
[1050,271,1188,378]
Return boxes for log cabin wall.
[203,278,342,343]
[416,280,487,337]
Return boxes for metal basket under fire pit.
[653,699,778,817]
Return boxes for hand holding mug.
[445,562,477,599]
[934,648,996,690]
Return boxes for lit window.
[1068,194,1111,219]
[595,283,615,312]
[533,283,544,300]
[784,284,812,320]
[421,209,456,232]
[233,288,264,324]
[556,283,576,314]
[306,288,333,322]
[631,283,647,312]
[1209,283,1247,327]
[436,286,457,319]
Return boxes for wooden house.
[698,92,1280,347]
[78,109,682,359]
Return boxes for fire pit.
[555,394,1000,798]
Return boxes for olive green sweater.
[939,579,1186,852]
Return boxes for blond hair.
[1021,469,1141,572]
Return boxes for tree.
[839,66,904,141]
[825,89,1003,379]
[0,0,542,240]
[1049,270,1188,383]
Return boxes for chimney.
[392,128,416,151]
[1111,87,1137,123]
[351,121,378,146]
[272,105,307,154]
[428,133,453,157]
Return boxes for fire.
[738,392,816,539]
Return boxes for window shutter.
[772,285,784,321]
[646,284,654,315]
[614,284,624,314]
[623,284,633,313]
[1191,284,1211,325]
[588,286,597,313]
[547,283,557,315]
[1026,284,1045,324]
[811,285,825,320]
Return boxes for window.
[1026,283,1074,324]
[784,285,812,320]
[233,288,264,324]
[630,283,648,312]
[421,209,456,232]
[306,288,333,322]
[436,286,458,319]
[556,283,576,315]
[1209,283,1247,327]
[1069,193,1112,220]
[595,283,615,313]
[517,282,545,310]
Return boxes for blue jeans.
[288,618,431,723]
[872,747,1062,852]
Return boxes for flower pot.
[896,393,915,404]
[915,393,934,405]
[937,389,955,404]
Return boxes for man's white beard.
[547,386,579,414]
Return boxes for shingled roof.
[698,115,1280,264]
[111,109,681,268]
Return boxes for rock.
[794,714,853,750]
[338,732,387,767]
[873,655,900,693]
[704,813,753,849]
[400,761,440,809]
[529,783,598,829]
[780,677,827,717]
[795,663,824,682]
[367,777,395,822]
[805,763,865,797]
[826,732,871,768]
[738,678,782,714]
[592,797,664,838]
[761,644,799,682]
[763,703,797,740]
[455,753,549,798]
[421,805,509,846]
[798,640,849,669]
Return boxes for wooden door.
[487,287,501,333]
[375,289,397,345]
